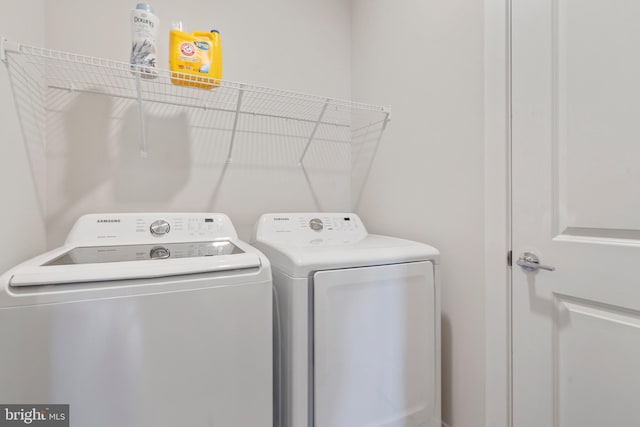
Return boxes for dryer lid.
[253,213,439,277]
[254,234,439,277]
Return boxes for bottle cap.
[136,3,155,14]
[211,29,220,33]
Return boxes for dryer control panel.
[65,213,239,246]
[254,213,368,246]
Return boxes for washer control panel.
[255,213,368,245]
[66,213,239,246]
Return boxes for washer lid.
[43,240,243,266]
[8,245,261,287]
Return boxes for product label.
[133,15,155,28]
[179,42,196,57]
[194,41,210,50]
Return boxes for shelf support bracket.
[0,38,23,64]
[299,99,330,166]
[382,110,390,131]
[0,37,8,63]
[226,84,245,164]
[353,111,391,210]
[134,72,148,157]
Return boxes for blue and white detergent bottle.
[130,3,159,78]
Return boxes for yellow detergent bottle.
[169,27,222,89]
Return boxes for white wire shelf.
[1,37,390,164]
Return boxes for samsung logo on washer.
[1,405,68,426]
[96,219,121,223]
[273,217,290,221]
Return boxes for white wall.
[351,1,485,426]
[0,1,47,272]
[1,1,488,425]
[36,0,352,245]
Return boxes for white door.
[512,1,640,426]
[313,262,438,427]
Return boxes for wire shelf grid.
[8,42,388,117]
[1,37,389,211]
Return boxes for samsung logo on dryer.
[273,217,290,221]
[96,219,121,223]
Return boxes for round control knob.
[150,246,170,260]
[309,218,324,232]
[150,220,170,237]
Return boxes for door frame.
[485,0,512,426]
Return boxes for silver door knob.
[517,252,555,272]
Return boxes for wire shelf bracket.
[298,98,330,166]
[226,84,245,164]
[134,72,148,157]
[353,110,391,210]
[0,37,21,63]
[0,37,6,62]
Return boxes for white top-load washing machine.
[252,213,441,427]
[0,213,272,427]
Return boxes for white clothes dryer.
[0,213,272,427]
[252,213,441,427]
